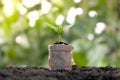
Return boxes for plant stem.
[59,35,61,42]
[58,25,63,42]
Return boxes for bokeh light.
[2,0,14,16]
[95,22,106,34]
[87,33,94,40]
[55,15,64,25]
[88,10,97,17]
[41,1,52,14]
[22,0,40,8]
[27,10,39,27]
[15,35,29,48]
[73,0,81,3]
[66,7,83,24]
[17,3,27,15]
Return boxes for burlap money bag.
[48,44,73,70]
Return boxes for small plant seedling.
[47,23,73,70]
[46,23,73,43]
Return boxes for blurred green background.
[0,0,120,67]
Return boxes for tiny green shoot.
[47,23,73,42]
[58,25,63,42]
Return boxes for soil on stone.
[0,65,120,80]
[54,41,68,45]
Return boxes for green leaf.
[63,24,74,30]
[58,25,63,42]
[45,23,57,31]
[58,25,63,34]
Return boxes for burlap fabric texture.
[48,44,73,70]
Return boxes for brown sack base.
[48,44,73,70]
[0,65,120,80]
